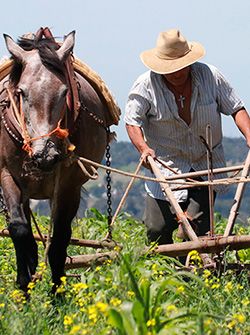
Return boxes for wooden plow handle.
[224,149,250,237]
[147,156,214,266]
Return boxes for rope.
[77,156,250,187]
[6,88,69,156]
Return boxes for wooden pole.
[206,125,215,236]
[147,156,214,266]
[224,149,250,237]
[78,156,243,184]
[0,229,117,249]
[110,159,143,228]
[150,235,250,257]
[65,251,118,269]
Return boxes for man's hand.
[140,147,156,169]
[126,124,156,169]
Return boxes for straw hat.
[140,29,205,74]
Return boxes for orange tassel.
[54,127,69,139]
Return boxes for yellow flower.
[242,298,250,306]
[127,291,135,298]
[71,282,88,294]
[60,276,67,285]
[43,301,51,309]
[166,304,177,314]
[10,289,26,304]
[69,325,81,335]
[27,281,36,294]
[37,262,47,274]
[105,277,112,284]
[211,283,220,289]
[110,297,122,307]
[233,313,246,323]
[0,303,5,308]
[176,285,185,294]
[203,269,212,278]
[114,245,121,252]
[88,305,98,323]
[96,301,108,313]
[188,250,202,266]
[146,319,156,327]
[105,259,112,265]
[227,319,236,330]
[64,315,73,327]
[204,318,212,326]
[224,281,233,293]
[56,286,66,294]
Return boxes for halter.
[6,87,70,157]
[4,27,79,157]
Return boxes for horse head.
[4,31,75,171]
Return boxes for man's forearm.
[125,124,156,166]
[232,109,250,147]
[125,124,149,154]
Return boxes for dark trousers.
[143,186,215,245]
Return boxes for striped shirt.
[124,62,244,201]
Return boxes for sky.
[1,0,250,142]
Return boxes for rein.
[6,87,69,156]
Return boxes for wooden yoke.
[147,156,214,266]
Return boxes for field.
[0,209,250,335]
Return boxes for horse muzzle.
[31,139,62,171]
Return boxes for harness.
[0,27,107,156]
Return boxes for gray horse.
[0,29,116,292]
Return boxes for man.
[124,28,250,245]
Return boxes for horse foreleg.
[1,169,38,291]
[49,187,81,292]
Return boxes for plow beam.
[65,251,118,269]
[150,235,250,257]
[0,229,117,250]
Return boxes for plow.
[0,34,250,276]
[2,148,250,273]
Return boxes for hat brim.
[140,42,205,74]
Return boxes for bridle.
[3,27,80,157]
[6,87,70,156]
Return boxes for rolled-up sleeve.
[214,67,245,115]
[124,94,150,127]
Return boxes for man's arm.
[232,108,250,147]
[126,124,155,168]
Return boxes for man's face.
[163,66,191,87]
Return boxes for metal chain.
[105,127,113,239]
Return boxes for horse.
[0,28,116,293]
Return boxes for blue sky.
[1,0,250,141]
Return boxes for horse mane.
[9,37,65,86]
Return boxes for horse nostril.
[32,142,61,171]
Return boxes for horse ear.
[57,31,75,62]
[3,34,26,62]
